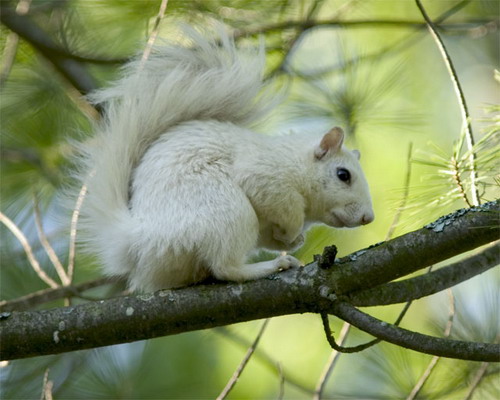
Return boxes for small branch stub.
[315,245,338,269]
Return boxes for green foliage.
[0,0,498,399]
[406,107,500,227]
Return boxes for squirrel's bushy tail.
[75,27,271,277]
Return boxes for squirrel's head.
[310,127,374,228]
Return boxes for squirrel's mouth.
[328,212,348,228]
[328,211,361,228]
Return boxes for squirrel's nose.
[361,212,374,225]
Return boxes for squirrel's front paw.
[273,255,301,272]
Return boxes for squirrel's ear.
[352,149,360,160]
[314,127,344,160]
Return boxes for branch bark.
[347,243,499,306]
[0,201,498,360]
[329,202,498,294]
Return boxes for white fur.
[75,27,374,292]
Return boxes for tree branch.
[347,243,499,306]
[0,201,497,360]
[329,201,498,294]
[327,302,499,362]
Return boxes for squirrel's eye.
[336,168,351,183]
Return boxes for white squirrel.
[75,27,374,292]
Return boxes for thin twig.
[140,0,169,67]
[450,156,472,207]
[277,362,285,400]
[67,182,89,282]
[406,289,455,400]
[463,362,490,400]
[0,276,117,312]
[64,84,101,121]
[321,312,379,353]
[0,211,58,289]
[40,368,53,400]
[415,0,480,206]
[320,300,410,352]
[320,272,427,355]
[314,322,351,400]
[216,319,270,400]
[395,299,415,326]
[33,194,70,286]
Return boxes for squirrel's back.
[75,27,274,279]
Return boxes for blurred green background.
[1,0,499,399]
